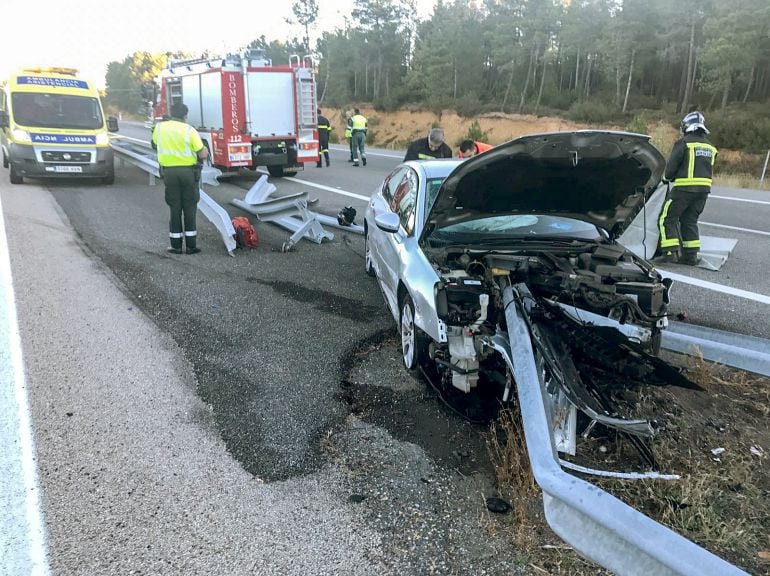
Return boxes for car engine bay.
[425,241,692,469]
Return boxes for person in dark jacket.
[316,108,332,167]
[657,111,718,266]
[404,128,452,161]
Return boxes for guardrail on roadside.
[502,284,749,576]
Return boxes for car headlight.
[11,128,31,143]
[95,131,110,145]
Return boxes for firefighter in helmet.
[316,108,331,168]
[657,111,718,266]
[151,102,209,254]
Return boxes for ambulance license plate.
[46,165,83,173]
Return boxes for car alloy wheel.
[400,293,429,373]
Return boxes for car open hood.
[421,131,666,242]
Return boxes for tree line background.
[105,0,770,152]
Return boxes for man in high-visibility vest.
[152,102,209,254]
[345,113,354,163]
[657,111,718,266]
[458,139,493,158]
[350,108,368,167]
[316,108,332,168]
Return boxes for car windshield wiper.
[474,236,597,248]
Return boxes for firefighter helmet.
[681,111,709,134]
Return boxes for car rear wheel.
[400,293,430,374]
[364,229,376,277]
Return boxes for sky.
[0,0,437,89]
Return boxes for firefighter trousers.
[163,166,200,250]
[658,187,709,256]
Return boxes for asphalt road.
[2,121,769,575]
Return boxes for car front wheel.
[364,229,376,277]
[400,293,429,374]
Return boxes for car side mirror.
[0,110,9,129]
[374,212,400,233]
[107,116,119,132]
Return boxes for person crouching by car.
[404,128,453,161]
[458,139,493,158]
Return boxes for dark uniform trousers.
[163,166,199,250]
[659,186,709,258]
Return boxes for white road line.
[0,195,51,576]
[659,269,770,305]
[711,195,770,206]
[255,169,370,202]
[329,145,403,159]
[700,221,770,236]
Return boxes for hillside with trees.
[104,0,770,154]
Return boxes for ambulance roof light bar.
[22,67,79,76]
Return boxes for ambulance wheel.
[102,171,115,185]
[9,164,23,184]
[2,152,8,169]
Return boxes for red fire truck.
[152,49,318,177]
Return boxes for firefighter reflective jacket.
[152,119,205,167]
[664,132,718,192]
[317,114,331,144]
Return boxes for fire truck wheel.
[267,166,297,178]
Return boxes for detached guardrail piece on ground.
[232,175,334,252]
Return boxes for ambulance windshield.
[12,93,104,130]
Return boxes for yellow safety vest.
[673,142,717,188]
[152,120,204,167]
[351,115,367,131]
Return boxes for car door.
[376,167,419,315]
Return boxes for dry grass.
[486,354,769,574]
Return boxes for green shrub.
[566,100,622,124]
[465,120,489,142]
[455,92,485,118]
[626,113,649,135]
[707,108,770,153]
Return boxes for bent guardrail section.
[502,283,749,576]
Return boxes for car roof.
[403,159,463,180]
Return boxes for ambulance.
[0,67,118,185]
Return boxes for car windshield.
[432,214,601,241]
[12,92,104,130]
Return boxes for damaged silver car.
[365,131,693,467]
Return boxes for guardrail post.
[759,149,770,188]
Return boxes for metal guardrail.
[502,283,749,576]
[663,320,770,377]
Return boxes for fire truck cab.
[152,50,319,177]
